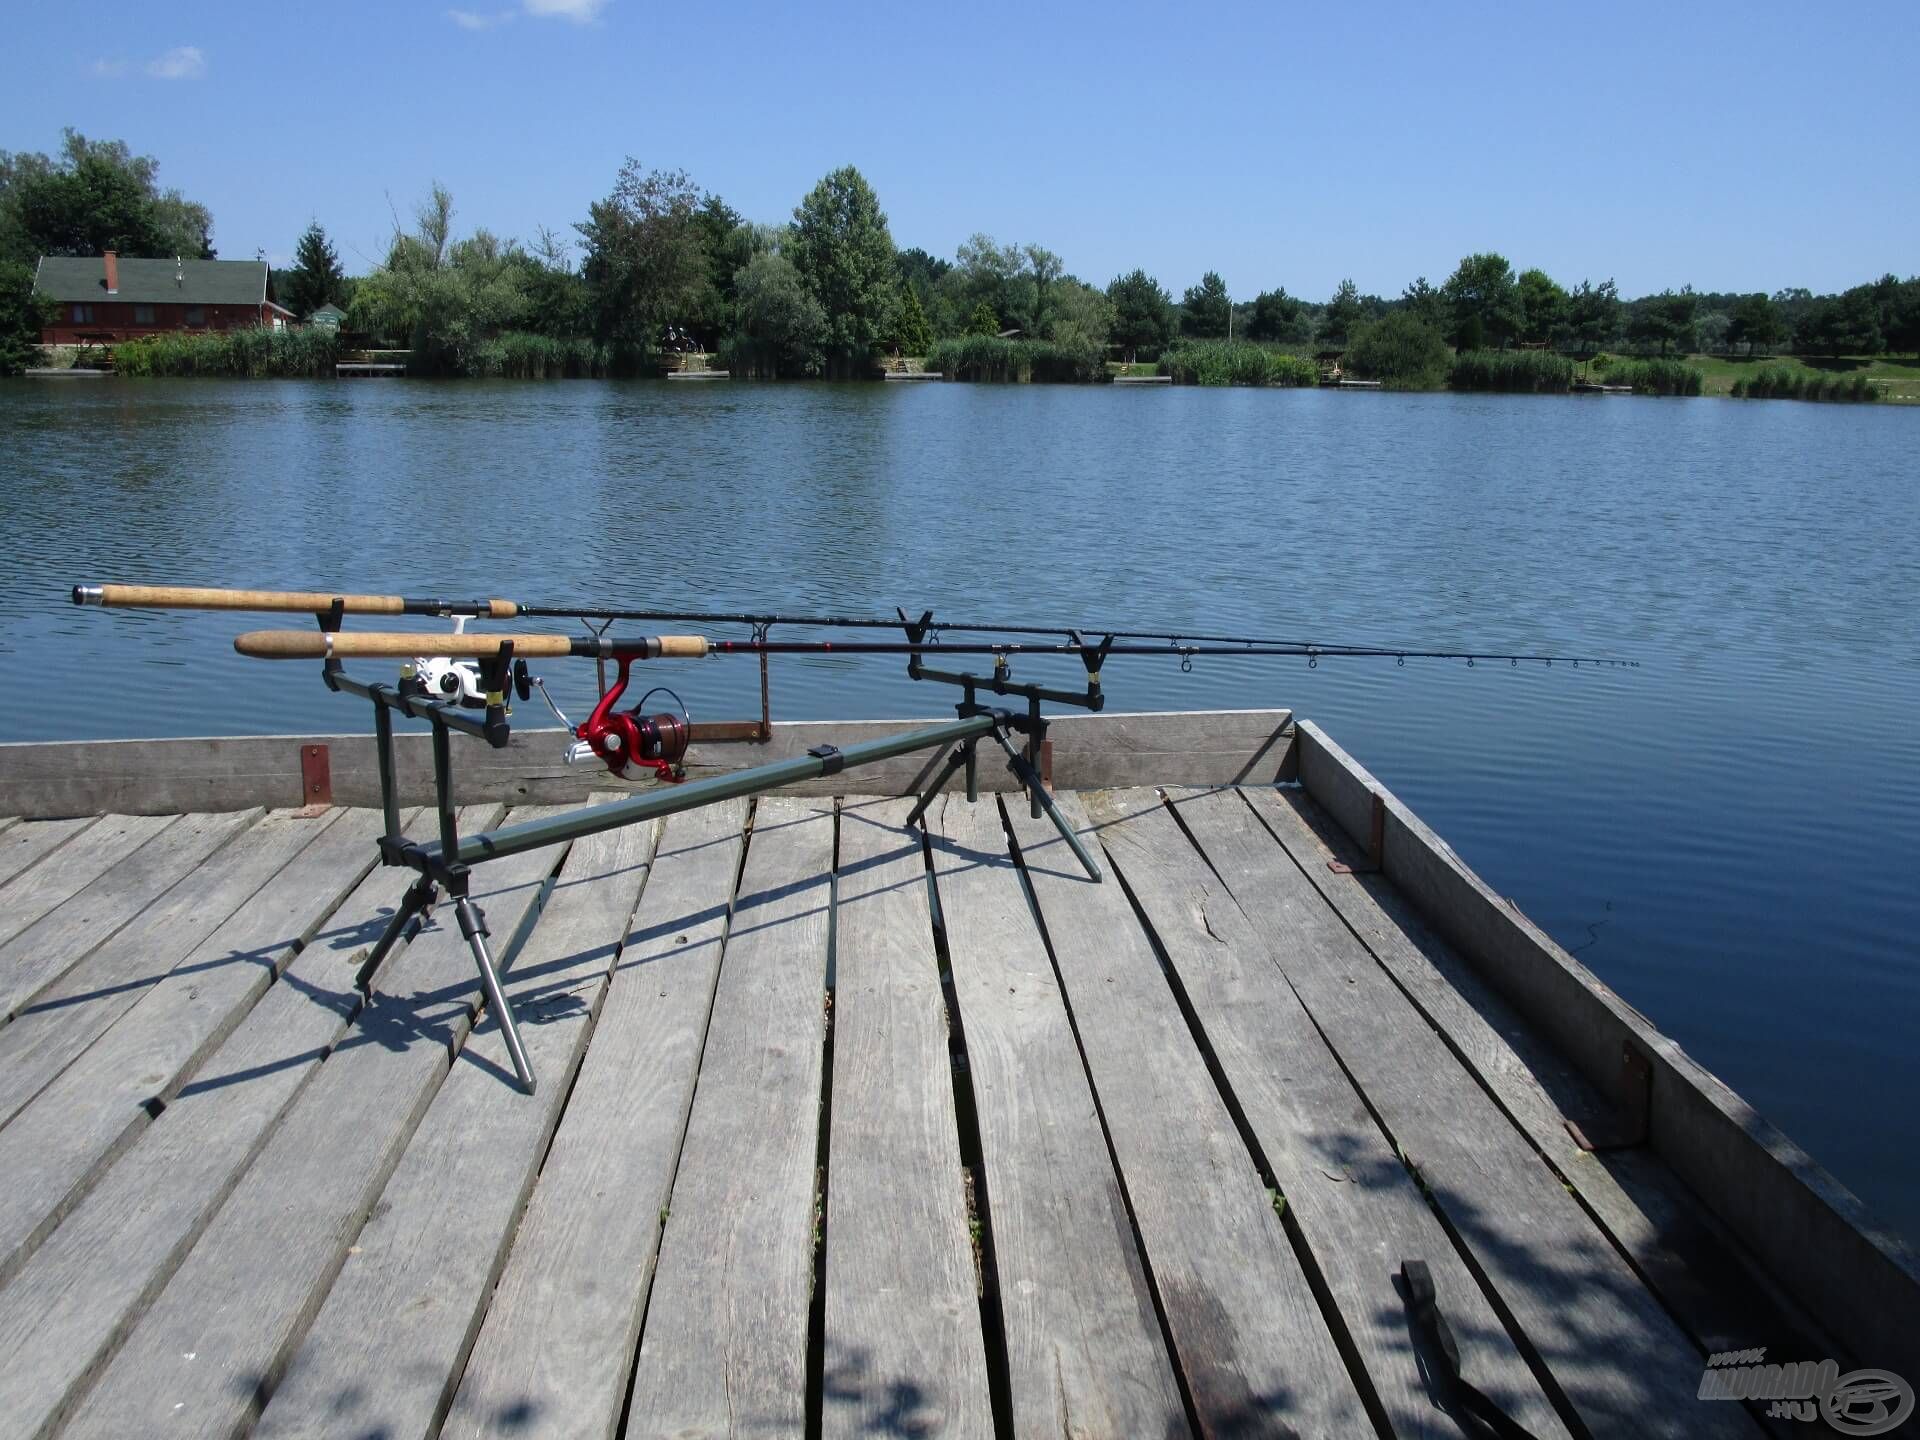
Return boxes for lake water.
[2,378,1917,1245]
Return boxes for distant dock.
[336,363,407,378]
[666,370,729,381]
[1113,374,1172,385]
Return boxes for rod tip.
[72,585,103,607]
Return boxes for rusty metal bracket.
[296,743,332,816]
[1041,738,1053,788]
[1329,791,1385,874]
[1565,1042,1653,1152]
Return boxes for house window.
[184,306,206,326]
[71,303,93,324]
[133,304,156,325]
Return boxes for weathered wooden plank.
[59,808,564,1440]
[1169,787,1761,1440]
[0,807,312,1131]
[625,796,834,1439]
[1006,794,1369,1437]
[1294,719,1920,1383]
[0,808,396,1287]
[1249,784,1844,1364]
[0,813,172,952]
[929,795,1187,1437]
[0,816,94,892]
[252,810,658,1440]
[0,810,259,1024]
[0,710,1292,815]
[1085,788,1572,1440]
[440,803,744,1439]
[823,797,992,1440]
[0,805,501,1440]
[441,801,747,1440]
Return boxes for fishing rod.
[72,577,1634,1096]
[74,583,1631,667]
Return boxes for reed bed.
[923,335,1107,383]
[113,327,341,377]
[1448,349,1575,393]
[1587,356,1704,396]
[1156,341,1317,387]
[1730,367,1876,402]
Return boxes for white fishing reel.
[410,615,487,705]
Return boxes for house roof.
[308,303,348,321]
[32,256,269,306]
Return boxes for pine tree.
[283,221,346,319]
[967,301,1000,336]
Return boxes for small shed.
[307,304,348,331]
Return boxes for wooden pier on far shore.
[0,711,1911,1438]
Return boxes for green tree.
[1727,293,1786,356]
[349,186,530,372]
[1441,253,1521,350]
[725,251,828,377]
[1106,269,1174,359]
[1564,278,1621,354]
[577,161,708,348]
[788,165,897,376]
[895,283,933,353]
[0,129,214,265]
[1181,271,1231,338]
[1400,276,1447,332]
[1043,277,1114,359]
[1245,287,1310,343]
[1885,278,1920,356]
[1515,268,1567,346]
[0,260,54,374]
[280,221,346,319]
[1794,289,1882,358]
[1319,278,1364,348]
[512,226,589,338]
[1626,289,1698,356]
[1344,311,1450,388]
[966,300,1000,336]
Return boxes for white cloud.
[145,46,207,80]
[523,0,609,22]
[447,8,515,28]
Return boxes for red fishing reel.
[575,658,692,781]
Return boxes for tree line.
[3,129,1918,377]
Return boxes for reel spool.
[573,660,692,782]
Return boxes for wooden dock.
[0,712,1912,1439]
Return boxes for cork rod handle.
[235,631,577,660]
[74,583,518,618]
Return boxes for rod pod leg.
[991,731,1102,882]
[906,742,974,831]
[357,874,437,992]
[455,894,536,1093]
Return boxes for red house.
[34,253,296,345]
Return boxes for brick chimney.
[103,250,119,295]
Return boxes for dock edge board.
[0,709,1295,817]
[1293,717,1920,1381]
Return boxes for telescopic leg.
[357,874,437,991]
[906,742,974,830]
[991,730,1102,881]
[455,894,536,1093]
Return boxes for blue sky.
[4,2,1914,299]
